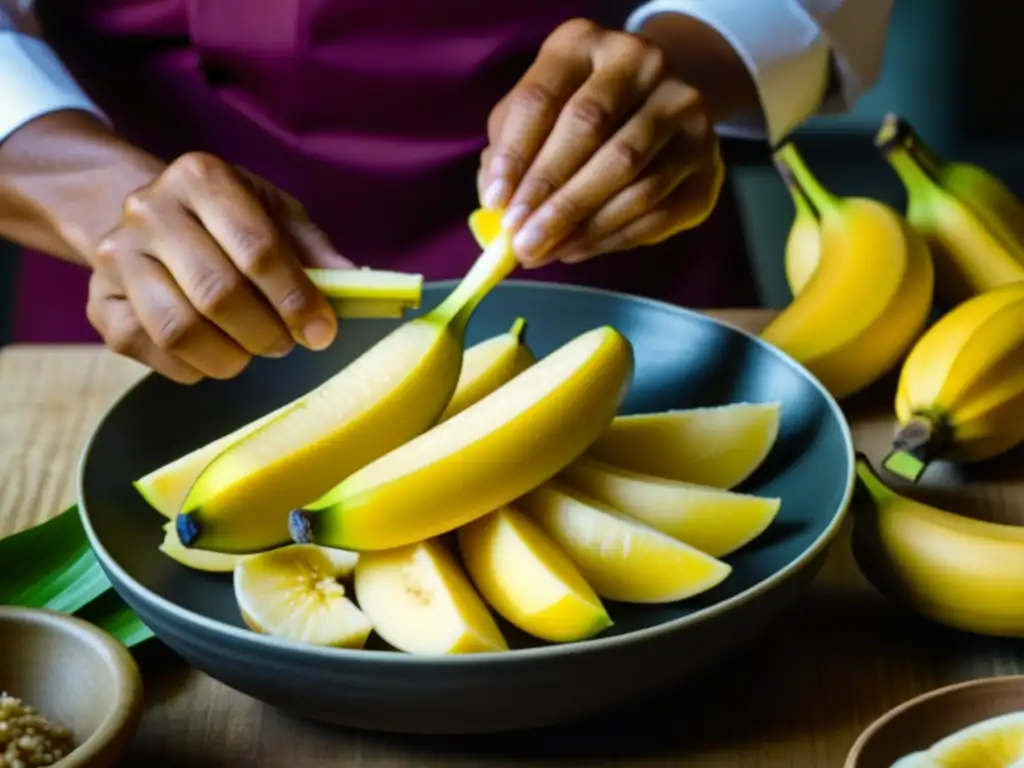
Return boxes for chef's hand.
[87,152,353,384]
[478,18,724,267]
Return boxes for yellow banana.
[307,267,423,318]
[885,281,1024,481]
[760,143,935,400]
[774,155,822,296]
[288,325,634,551]
[176,230,519,553]
[876,114,1024,305]
[438,317,534,421]
[852,454,1024,638]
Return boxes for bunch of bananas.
[767,117,1024,639]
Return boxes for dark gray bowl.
[78,281,854,735]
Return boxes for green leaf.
[76,590,154,648]
[0,505,112,612]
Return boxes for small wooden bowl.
[846,676,1024,767]
[0,606,144,768]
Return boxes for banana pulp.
[233,544,369,648]
[458,506,612,643]
[517,482,731,604]
[438,317,535,421]
[353,539,508,654]
[306,267,424,318]
[560,458,781,557]
[159,522,246,572]
[852,454,1024,637]
[176,232,520,553]
[885,281,1024,481]
[761,143,934,400]
[891,712,1024,767]
[587,402,781,489]
[289,325,633,551]
[876,114,1024,305]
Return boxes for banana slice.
[517,482,731,604]
[926,711,1024,766]
[234,544,368,648]
[560,459,781,557]
[458,506,612,643]
[588,402,781,489]
[353,539,507,655]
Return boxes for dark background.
[0,0,1011,341]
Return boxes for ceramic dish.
[846,675,1024,767]
[0,606,143,767]
[78,281,854,734]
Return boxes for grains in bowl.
[0,693,76,768]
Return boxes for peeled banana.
[289,325,634,551]
[176,231,519,553]
[876,113,1024,305]
[884,281,1024,481]
[852,454,1024,637]
[307,267,423,318]
[760,143,935,400]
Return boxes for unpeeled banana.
[876,113,1024,305]
[852,454,1024,638]
[176,231,519,553]
[760,143,935,400]
[885,281,1024,481]
[775,156,822,297]
[289,325,634,551]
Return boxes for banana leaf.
[0,505,111,612]
[76,589,154,648]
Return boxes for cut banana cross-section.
[354,539,507,655]
[517,482,731,604]
[233,544,367,648]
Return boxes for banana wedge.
[289,325,634,551]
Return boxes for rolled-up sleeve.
[0,5,106,143]
[625,0,895,145]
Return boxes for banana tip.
[175,512,201,548]
[288,509,316,544]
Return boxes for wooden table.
[2,308,1023,768]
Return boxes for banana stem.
[883,145,942,202]
[854,453,895,504]
[772,143,838,216]
[882,414,950,482]
[431,234,519,333]
[508,317,528,341]
[875,113,946,180]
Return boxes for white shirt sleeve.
[626,0,895,145]
[0,5,107,143]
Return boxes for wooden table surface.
[2,308,1023,768]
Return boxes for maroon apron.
[13,0,756,343]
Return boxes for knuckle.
[275,285,320,322]
[610,32,648,61]
[151,306,202,351]
[171,151,224,183]
[554,17,598,43]
[608,139,648,175]
[121,190,158,223]
[566,97,612,134]
[107,319,146,358]
[512,80,556,119]
[521,172,560,203]
[544,193,584,226]
[92,236,122,271]
[191,269,246,317]
[232,228,280,276]
[639,45,669,82]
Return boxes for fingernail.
[483,179,511,210]
[502,204,530,232]
[512,222,548,261]
[301,317,335,350]
[265,339,295,358]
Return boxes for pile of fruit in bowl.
[135,236,786,653]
